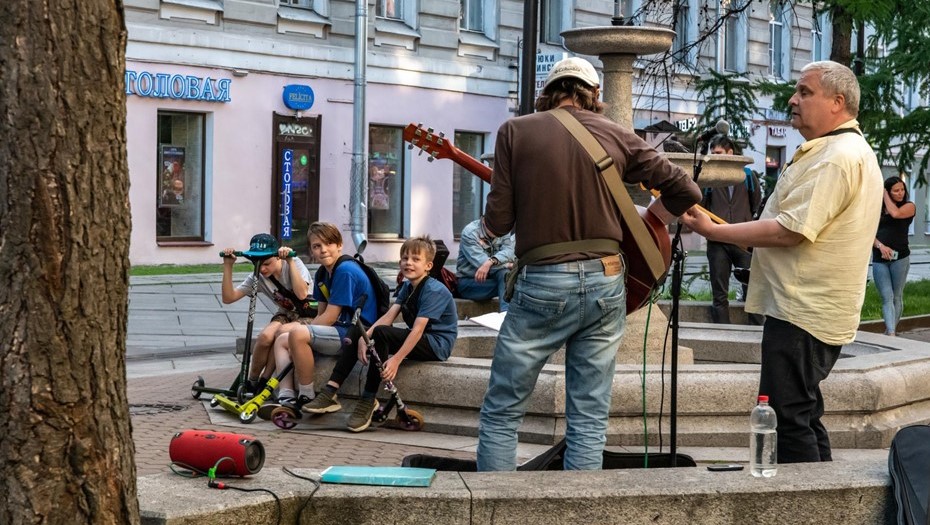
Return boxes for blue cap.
[242,233,279,258]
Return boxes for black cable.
[282,466,322,525]
[208,482,281,525]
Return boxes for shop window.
[368,125,406,239]
[452,131,488,238]
[156,112,206,241]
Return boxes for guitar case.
[889,425,930,524]
[402,438,695,471]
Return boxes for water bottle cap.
[758,395,769,403]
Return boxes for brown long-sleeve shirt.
[484,106,702,263]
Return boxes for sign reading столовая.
[125,70,231,103]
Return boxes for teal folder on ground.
[320,466,437,487]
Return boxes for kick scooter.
[190,250,272,403]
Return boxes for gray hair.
[801,61,860,117]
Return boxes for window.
[460,0,482,32]
[719,0,748,72]
[377,0,403,20]
[811,11,831,62]
[672,0,697,65]
[156,112,206,241]
[368,125,406,238]
[769,1,791,79]
[374,0,419,49]
[621,0,642,24]
[452,132,488,237]
[541,0,569,45]
[277,0,330,37]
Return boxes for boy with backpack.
[303,236,458,432]
[277,222,380,409]
[220,233,314,395]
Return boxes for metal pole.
[349,0,369,253]
[519,0,539,116]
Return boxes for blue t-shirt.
[395,277,458,360]
[313,260,377,329]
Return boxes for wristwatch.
[489,257,500,266]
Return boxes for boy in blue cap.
[221,233,313,398]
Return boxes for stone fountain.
[210,26,930,452]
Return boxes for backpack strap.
[400,276,431,327]
[268,273,315,317]
[315,254,354,301]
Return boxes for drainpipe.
[349,0,369,254]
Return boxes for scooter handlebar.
[218,249,297,259]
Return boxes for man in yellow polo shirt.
[682,61,883,464]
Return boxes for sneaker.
[301,390,342,414]
[346,398,380,433]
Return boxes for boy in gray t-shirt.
[221,233,313,396]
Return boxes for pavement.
[127,249,930,478]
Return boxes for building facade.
[124,0,928,265]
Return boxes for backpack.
[889,424,930,524]
[314,253,391,320]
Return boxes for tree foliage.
[633,0,930,185]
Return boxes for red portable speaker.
[169,429,265,477]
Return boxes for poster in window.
[159,145,186,207]
[369,153,394,210]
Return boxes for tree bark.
[829,4,853,68]
[0,1,138,524]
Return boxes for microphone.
[697,119,730,144]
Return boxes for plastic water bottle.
[750,394,777,477]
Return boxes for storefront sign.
[283,84,314,111]
[768,126,789,138]
[280,149,294,240]
[535,52,567,100]
[676,117,698,132]
[125,70,231,102]
[278,123,313,137]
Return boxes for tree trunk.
[829,4,853,68]
[0,1,138,524]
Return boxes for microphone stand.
[667,139,709,467]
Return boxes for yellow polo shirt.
[746,120,883,345]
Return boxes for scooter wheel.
[240,408,257,424]
[236,383,248,404]
[397,409,424,431]
[272,407,298,430]
[372,408,389,424]
[191,377,205,399]
[209,396,220,408]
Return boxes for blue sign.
[280,149,294,240]
[125,70,231,102]
[283,84,314,111]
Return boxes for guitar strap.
[549,108,666,281]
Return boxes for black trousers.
[329,325,440,395]
[759,317,842,464]
[707,240,763,325]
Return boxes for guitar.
[402,123,672,314]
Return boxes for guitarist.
[476,57,702,472]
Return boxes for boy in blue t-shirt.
[278,222,376,408]
[303,236,458,432]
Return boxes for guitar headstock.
[403,123,453,162]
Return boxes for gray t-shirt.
[235,258,312,315]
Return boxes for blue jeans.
[872,256,909,334]
[477,259,626,471]
[458,268,510,311]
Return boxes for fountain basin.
[561,26,676,57]
[664,152,752,188]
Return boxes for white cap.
[544,57,600,89]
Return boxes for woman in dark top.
[872,176,916,335]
